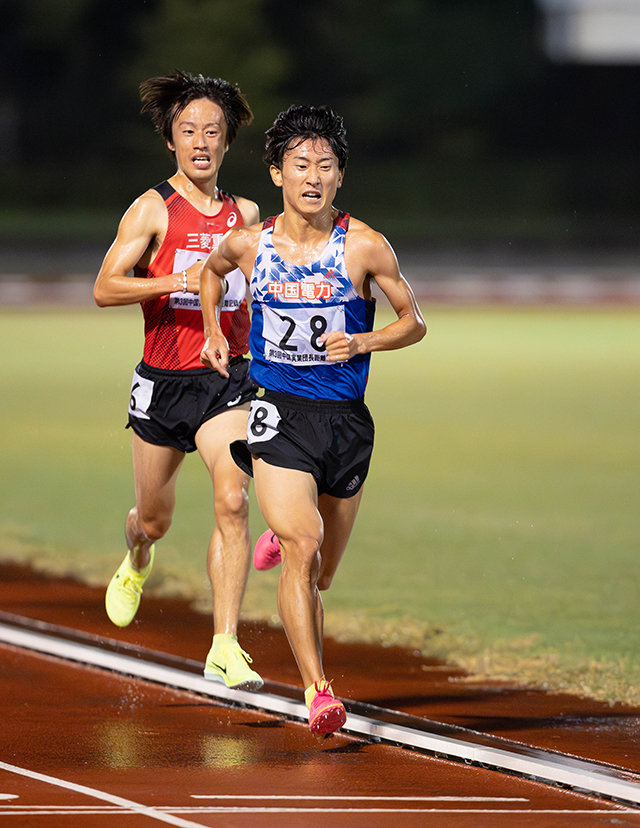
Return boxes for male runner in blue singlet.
[200,105,426,734]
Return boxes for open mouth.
[302,190,321,201]
[192,155,211,167]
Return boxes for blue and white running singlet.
[248,212,376,401]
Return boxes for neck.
[280,205,337,240]
[170,170,221,210]
[272,207,338,266]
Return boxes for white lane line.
[2,621,640,808]
[0,763,208,828]
[0,806,636,815]
[190,795,529,802]
[159,809,640,815]
[167,809,640,815]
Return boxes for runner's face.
[168,98,228,183]
[271,138,343,217]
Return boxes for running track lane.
[1,642,639,828]
[2,563,639,776]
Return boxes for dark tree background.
[2,0,639,248]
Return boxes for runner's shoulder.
[220,222,261,259]
[231,194,260,226]
[117,188,166,238]
[345,215,393,257]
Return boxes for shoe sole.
[105,613,134,628]
[253,550,281,570]
[309,703,347,735]
[254,557,281,571]
[204,668,264,691]
[254,534,281,570]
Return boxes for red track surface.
[1,563,640,827]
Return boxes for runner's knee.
[143,516,171,541]
[134,509,172,542]
[214,482,249,525]
[283,535,322,577]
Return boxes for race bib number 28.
[262,304,345,365]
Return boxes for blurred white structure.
[537,0,640,62]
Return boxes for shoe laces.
[313,679,334,698]
[238,645,254,665]
[118,573,142,598]
[224,640,254,666]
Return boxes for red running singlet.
[135,181,250,370]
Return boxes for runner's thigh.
[252,458,322,546]
[131,432,184,517]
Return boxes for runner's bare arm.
[93,191,200,306]
[199,228,254,376]
[321,225,426,362]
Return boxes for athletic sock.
[127,546,154,577]
[212,633,238,645]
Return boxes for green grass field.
[1,304,639,704]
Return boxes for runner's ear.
[270,165,283,188]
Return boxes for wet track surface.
[1,563,640,826]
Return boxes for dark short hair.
[139,70,253,146]
[263,104,348,170]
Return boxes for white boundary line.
[2,621,640,808]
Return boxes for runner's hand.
[200,334,230,376]
[320,331,359,362]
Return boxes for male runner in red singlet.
[94,71,262,690]
[199,105,426,732]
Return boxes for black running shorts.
[127,357,257,453]
[230,389,375,498]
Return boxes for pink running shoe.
[253,530,282,570]
[308,681,347,735]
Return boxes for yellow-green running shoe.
[105,546,154,628]
[204,635,264,690]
